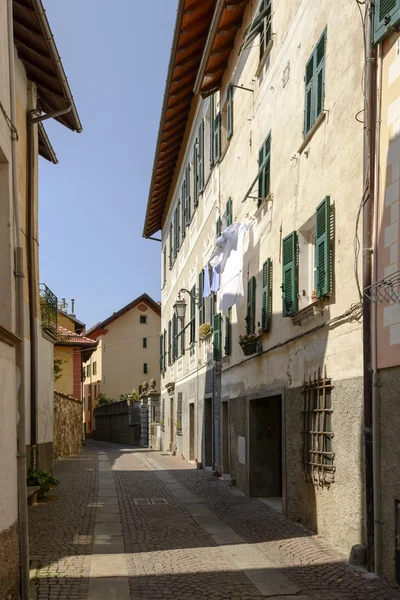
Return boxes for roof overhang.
[194,0,250,98]
[143,0,217,239]
[13,0,82,140]
[38,122,57,164]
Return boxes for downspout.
[363,1,376,572]
[372,43,382,577]
[7,0,30,597]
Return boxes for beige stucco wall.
[84,303,160,401]
[159,0,365,557]
[55,346,74,397]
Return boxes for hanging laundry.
[203,264,211,298]
[210,267,220,292]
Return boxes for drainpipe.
[363,1,377,573]
[7,0,30,597]
[372,43,383,577]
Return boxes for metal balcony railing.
[39,283,58,337]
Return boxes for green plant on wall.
[97,393,113,406]
[27,469,59,498]
[54,357,64,383]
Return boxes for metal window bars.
[301,366,335,487]
[39,283,58,337]
[364,269,400,303]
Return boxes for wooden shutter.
[176,201,181,249]
[169,223,173,268]
[172,313,178,361]
[262,258,272,331]
[159,333,163,373]
[214,112,221,161]
[193,140,198,207]
[316,196,330,298]
[315,32,326,118]
[199,270,204,325]
[258,144,265,204]
[173,208,178,258]
[213,313,222,361]
[180,317,185,356]
[246,276,256,334]
[163,248,166,284]
[304,53,314,136]
[199,120,205,191]
[185,165,191,224]
[216,217,222,239]
[226,198,232,226]
[190,286,196,343]
[374,0,400,43]
[227,84,233,139]
[244,0,271,49]
[282,232,298,316]
[168,320,172,365]
[163,328,167,372]
[210,95,214,165]
[224,309,232,355]
[181,186,186,240]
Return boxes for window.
[282,232,298,316]
[173,205,179,256]
[86,365,90,378]
[159,333,163,373]
[224,308,232,356]
[168,319,172,365]
[161,398,165,428]
[209,95,215,166]
[198,270,205,325]
[181,190,186,241]
[302,368,334,486]
[193,138,199,208]
[143,363,148,374]
[226,198,233,227]
[88,394,92,411]
[92,361,97,376]
[245,0,272,62]
[199,120,205,192]
[163,247,167,286]
[185,165,191,225]
[213,313,222,361]
[169,222,173,269]
[140,315,147,324]
[172,313,178,361]
[374,0,400,44]
[143,337,147,349]
[246,277,256,334]
[258,134,271,207]
[227,84,233,140]
[163,328,167,373]
[177,199,182,249]
[214,112,221,162]
[262,258,272,332]
[94,384,97,398]
[304,30,326,138]
[216,216,222,240]
[189,285,196,344]
[177,392,182,430]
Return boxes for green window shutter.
[199,270,204,325]
[180,317,185,355]
[304,53,315,136]
[216,217,222,239]
[190,285,196,343]
[172,314,178,361]
[262,258,272,331]
[181,183,186,240]
[213,313,222,361]
[246,276,256,334]
[315,32,326,119]
[199,120,205,191]
[258,144,265,203]
[163,248,166,284]
[214,112,221,161]
[374,0,400,44]
[244,0,271,49]
[193,140,198,207]
[159,333,163,373]
[226,197,232,226]
[177,201,181,249]
[227,84,233,139]
[169,223,173,268]
[185,165,191,224]
[224,308,232,355]
[210,95,214,166]
[168,320,172,365]
[316,196,331,298]
[282,232,298,316]
[163,328,167,372]
[210,291,216,322]
[173,208,178,258]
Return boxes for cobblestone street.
[29,442,400,600]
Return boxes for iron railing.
[39,283,58,337]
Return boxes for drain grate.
[133,498,168,506]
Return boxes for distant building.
[83,294,161,437]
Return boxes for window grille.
[301,367,335,486]
[177,392,183,429]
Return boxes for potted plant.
[27,468,59,499]
[199,322,211,339]
[311,290,317,301]
[239,333,259,356]
[176,420,182,434]
[159,419,165,431]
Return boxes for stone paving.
[28,441,400,600]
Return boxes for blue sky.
[39,0,177,327]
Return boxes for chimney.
[61,298,66,311]
[70,298,75,317]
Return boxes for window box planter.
[241,341,259,356]
[238,333,261,357]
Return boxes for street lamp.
[173,288,199,322]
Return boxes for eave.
[143,0,217,239]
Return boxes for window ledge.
[254,192,273,215]
[298,112,326,155]
[256,38,274,78]
[291,298,327,326]
[0,324,22,347]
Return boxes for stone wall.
[53,391,83,460]
[0,521,19,600]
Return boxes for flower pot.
[241,341,258,356]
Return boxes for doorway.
[189,403,195,461]
[222,401,230,474]
[249,395,282,498]
[204,397,213,467]
[169,397,174,451]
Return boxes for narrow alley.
[29,442,400,600]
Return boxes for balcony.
[39,283,58,341]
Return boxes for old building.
[143,0,371,568]
[0,1,81,597]
[84,293,161,436]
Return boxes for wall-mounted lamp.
[173,288,199,322]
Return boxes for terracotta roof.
[143,0,217,238]
[194,0,250,97]
[56,326,97,347]
[86,293,161,337]
[12,0,82,137]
